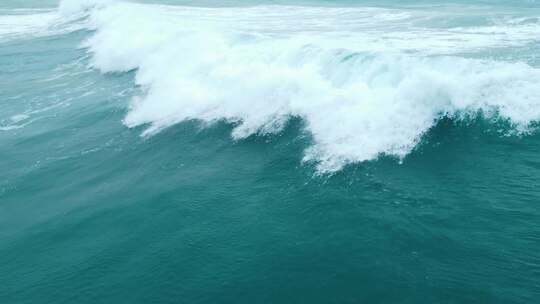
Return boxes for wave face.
[61,0,540,171]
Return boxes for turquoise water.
[1,0,540,303]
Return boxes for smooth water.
[1,0,540,303]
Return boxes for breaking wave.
[63,0,540,171]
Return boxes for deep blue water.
[1,0,540,303]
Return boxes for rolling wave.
[27,0,540,171]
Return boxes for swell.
[55,1,540,171]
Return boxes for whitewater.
[2,0,539,171]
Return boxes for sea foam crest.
[72,1,540,171]
[0,7,87,42]
[0,0,105,42]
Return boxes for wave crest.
[77,1,540,171]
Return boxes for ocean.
[1,0,540,303]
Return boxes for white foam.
[71,1,540,171]
[0,10,56,40]
[0,8,85,42]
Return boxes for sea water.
[1,0,540,303]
